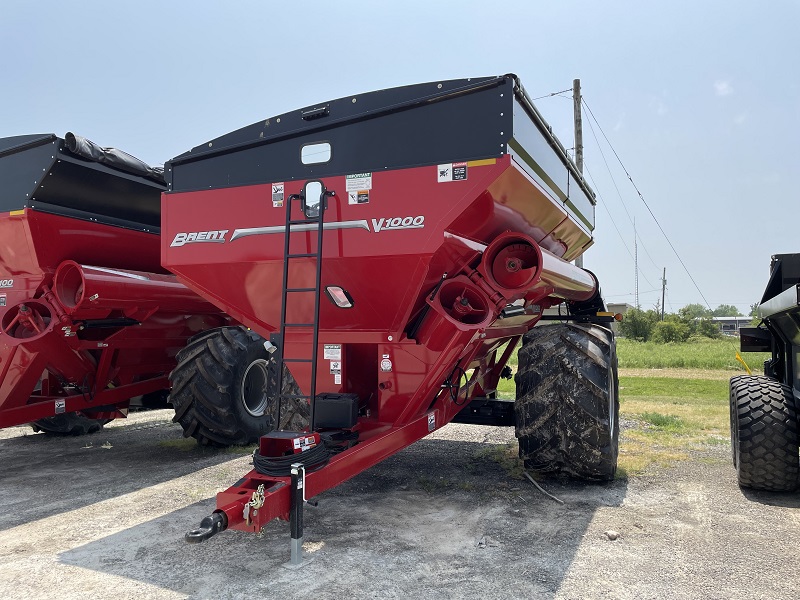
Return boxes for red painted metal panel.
[0,209,228,429]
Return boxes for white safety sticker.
[323,344,342,360]
[346,172,372,192]
[293,435,316,451]
[272,182,285,207]
[334,373,342,385]
[0,294,5,307]
[380,358,392,372]
[437,162,467,182]
[330,360,341,373]
[55,399,66,414]
[427,412,436,432]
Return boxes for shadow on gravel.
[0,413,246,532]
[59,435,628,598]
[740,487,800,507]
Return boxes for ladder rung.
[286,287,318,292]
[284,323,314,327]
[288,219,320,225]
[280,394,311,400]
[282,358,313,363]
[287,253,317,258]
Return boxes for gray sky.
[3,1,798,314]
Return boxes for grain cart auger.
[732,253,800,492]
[0,133,227,434]
[164,74,620,555]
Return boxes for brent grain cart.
[161,74,620,554]
[732,253,800,491]
[0,133,227,434]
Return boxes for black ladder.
[274,185,332,432]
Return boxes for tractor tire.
[729,375,799,491]
[514,322,619,481]
[31,413,110,435]
[169,327,308,446]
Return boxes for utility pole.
[634,229,639,309]
[573,78,583,175]
[661,267,667,321]
[573,78,584,268]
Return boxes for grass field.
[492,337,756,478]
[617,338,768,371]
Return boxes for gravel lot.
[0,410,798,599]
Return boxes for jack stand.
[283,462,314,569]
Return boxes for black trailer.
[732,253,800,491]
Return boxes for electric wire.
[536,87,660,299]
[532,88,572,101]
[581,98,715,312]
[582,104,660,274]
[584,163,659,291]
[584,165,634,262]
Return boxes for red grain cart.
[0,133,226,434]
[163,75,620,555]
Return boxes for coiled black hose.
[252,442,331,477]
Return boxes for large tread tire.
[729,375,799,491]
[514,323,619,481]
[169,327,308,446]
[31,413,110,436]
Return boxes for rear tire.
[729,375,799,491]
[31,413,110,436]
[514,323,619,481]
[169,327,308,446]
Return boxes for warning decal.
[346,172,372,192]
[272,182,285,207]
[0,294,5,307]
[348,190,370,205]
[324,344,342,360]
[437,163,467,182]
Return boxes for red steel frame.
[164,154,598,532]
[0,209,226,429]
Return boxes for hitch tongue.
[185,511,227,544]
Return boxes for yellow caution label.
[9,209,25,216]
[466,159,497,167]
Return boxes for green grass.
[616,338,768,371]
[495,338,764,399]
[494,343,734,478]
[617,374,730,476]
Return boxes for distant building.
[607,302,634,318]
[711,316,752,336]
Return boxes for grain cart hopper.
[163,75,619,550]
[0,133,227,434]
[732,253,800,491]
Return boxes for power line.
[584,164,659,291]
[582,98,715,311]
[584,165,634,262]
[582,103,661,273]
[531,88,572,101]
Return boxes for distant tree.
[651,320,690,343]
[748,302,761,326]
[618,308,658,341]
[695,318,720,339]
[678,303,711,320]
[711,304,742,317]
